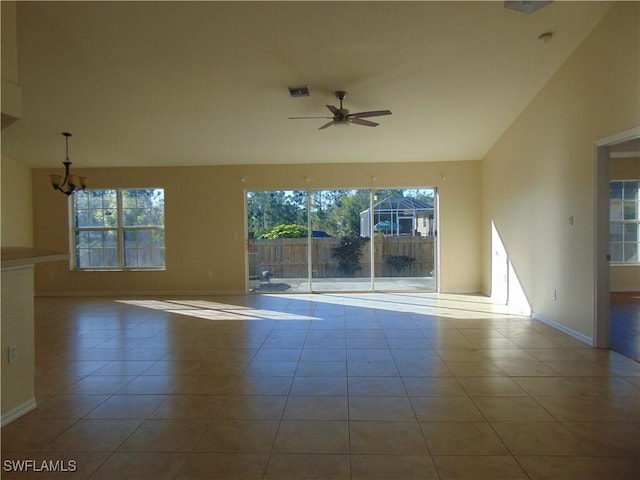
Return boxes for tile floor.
[1,293,639,479]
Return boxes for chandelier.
[50,132,87,196]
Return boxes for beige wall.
[481,2,640,339]
[1,266,36,424]
[610,157,640,292]
[1,0,22,127]
[31,160,481,295]
[1,1,18,84]
[1,154,33,247]
[1,155,36,424]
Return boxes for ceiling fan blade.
[319,120,335,130]
[289,116,333,120]
[289,117,333,120]
[326,105,341,116]
[350,110,392,119]
[351,118,379,127]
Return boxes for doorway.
[594,126,640,358]
[370,189,437,292]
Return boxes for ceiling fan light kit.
[289,91,391,130]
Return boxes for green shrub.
[264,224,308,239]
[332,235,369,276]
[387,255,415,271]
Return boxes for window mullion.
[69,196,77,270]
[118,189,125,268]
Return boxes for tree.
[309,190,338,235]
[330,191,370,237]
[247,188,436,238]
[247,190,306,235]
[122,189,164,227]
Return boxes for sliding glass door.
[246,187,437,293]
[371,189,437,291]
[246,190,309,292]
[310,189,372,292]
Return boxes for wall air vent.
[287,85,310,98]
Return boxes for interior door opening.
[594,126,640,361]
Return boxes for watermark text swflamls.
[3,459,77,473]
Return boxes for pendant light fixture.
[50,132,87,196]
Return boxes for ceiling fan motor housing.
[288,89,391,129]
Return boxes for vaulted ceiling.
[2,1,614,168]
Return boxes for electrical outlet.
[207,270,213,279]
[8,345,16,364]
[551,289,557,301]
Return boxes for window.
[72,188,165,270]
[610,180,639,264]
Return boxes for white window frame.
[70,188,166,271]
[610,179,639,265]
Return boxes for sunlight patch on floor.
[266,292,528,320]
[116,299,321,321]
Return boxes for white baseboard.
[439,289,482,295]
[35,290,247,297]
[532,312,593,346]
[1,398,37,427]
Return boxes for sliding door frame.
[246,186,439,294]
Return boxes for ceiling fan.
[289,91,391,129]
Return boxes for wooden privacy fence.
[249,236,435,278]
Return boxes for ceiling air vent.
[504,1,552,14]
[287,85,310,98]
